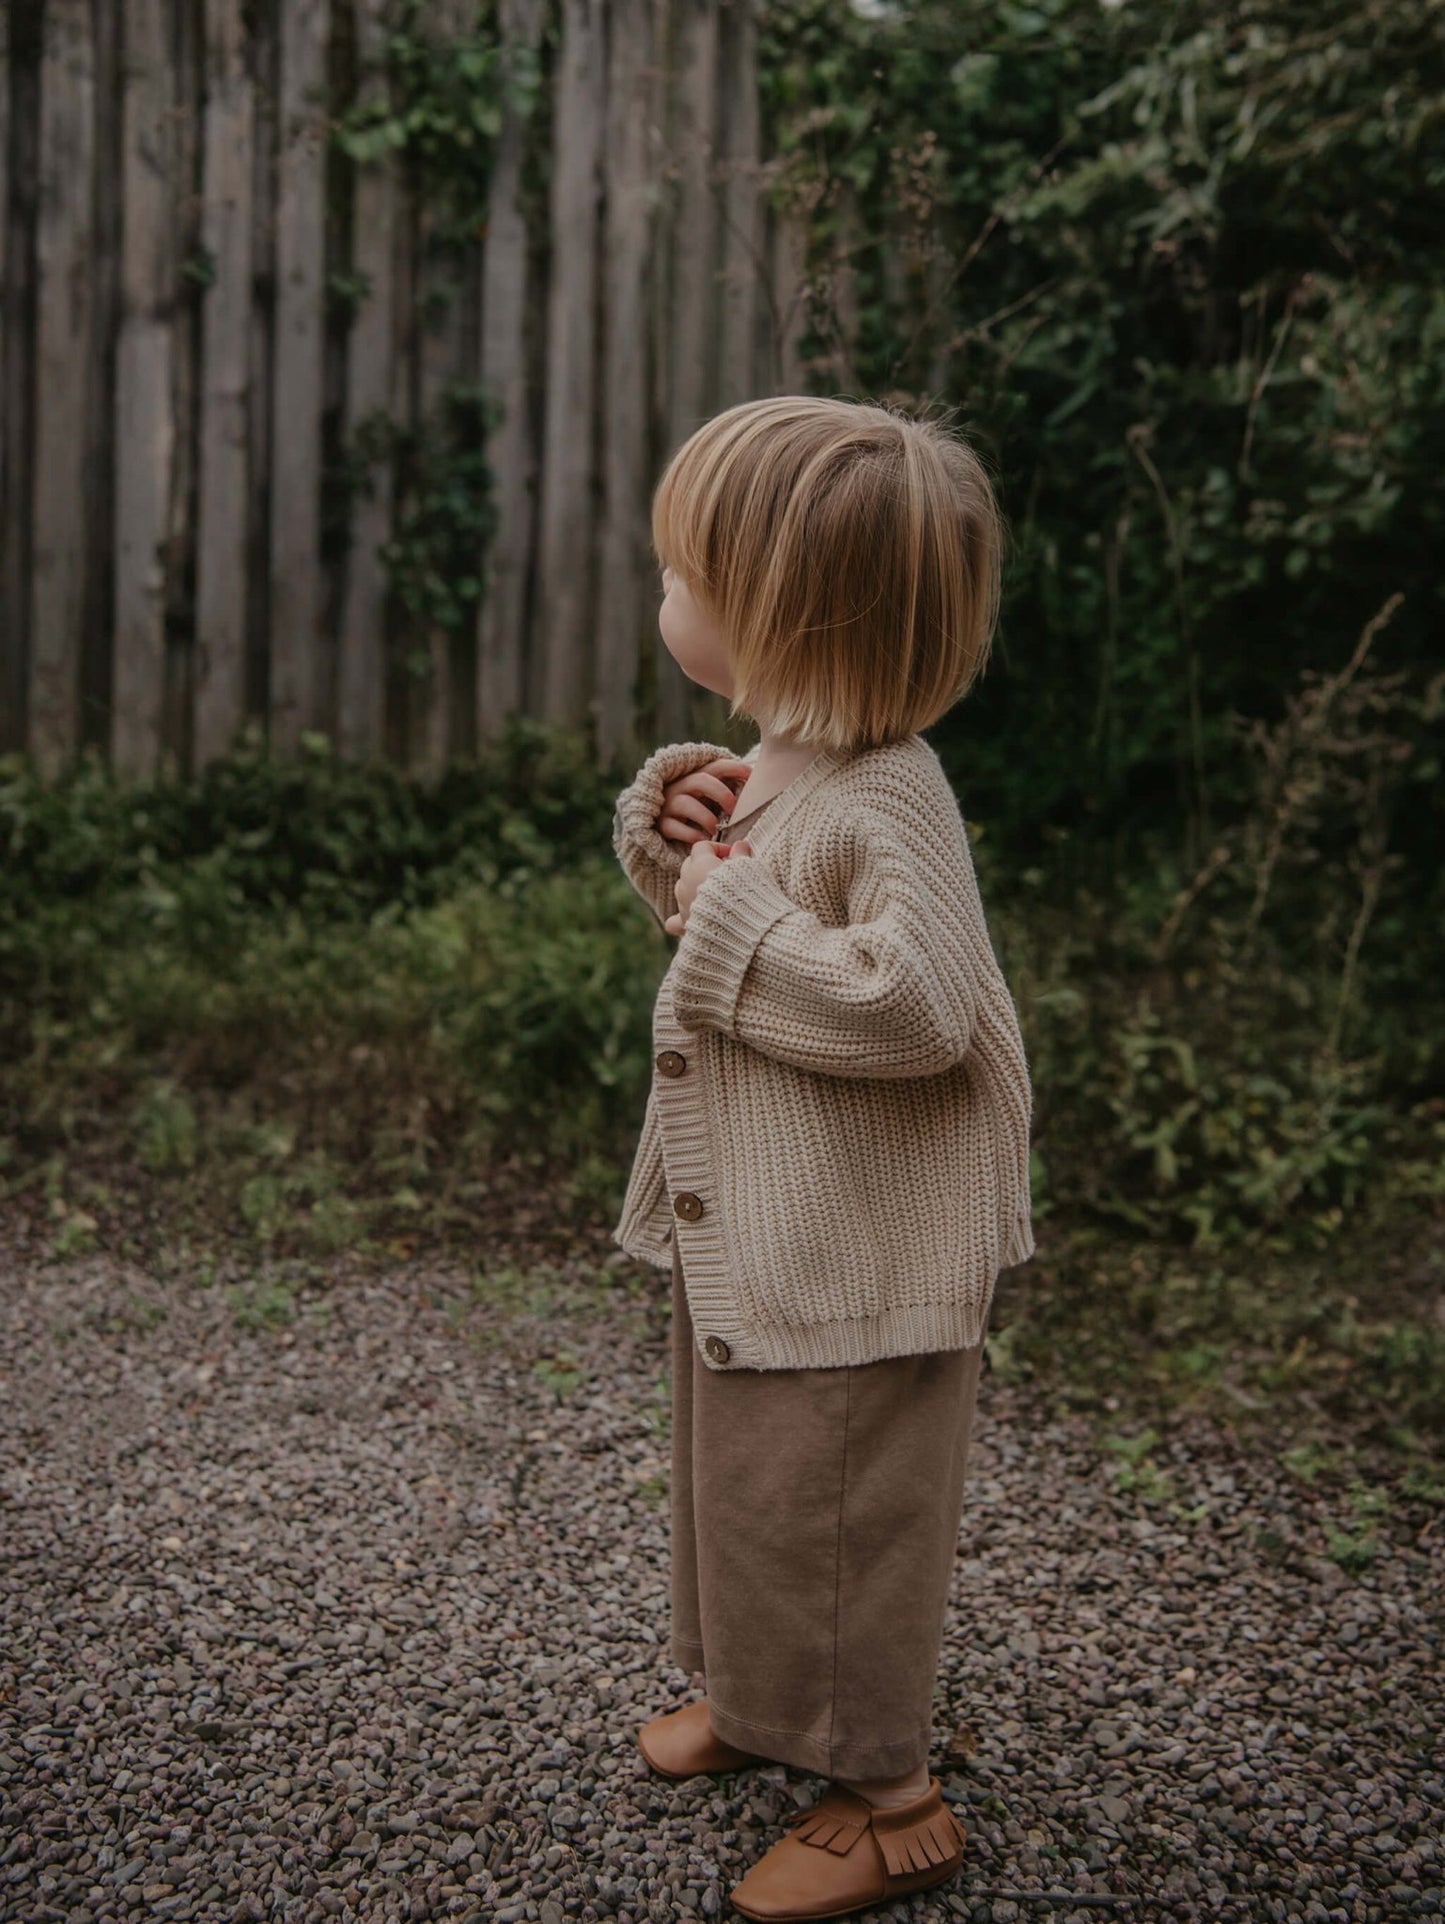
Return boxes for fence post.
[656,0,720,744]
[477,0,547,753]
[269,0,329,749]
[29,0,96,780]
[536,0,606,733]
[195,0,257,769]
[595,0,659,765]
[337,0,400,764]
[113,0,176,780]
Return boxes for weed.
[48,1211,98,1262]
[1400,1464,1445,1506]
[531,1353,591,1400]
[1102,1428,1178,1505]
[1320,1480,1392,1573]
[1283,1440,1338,1484]
[983,1323,1031,1386]
[136,1083,198,1174]
[226,1278,298,1332]
[1323,1519,1384,1575]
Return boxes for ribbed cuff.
[611,740,734,875]
[670,855,798,1036]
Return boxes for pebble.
[0,1230,1438,1924]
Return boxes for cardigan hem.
[700,1293,997,1372]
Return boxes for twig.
[1239,281,1303,481]
[1151,839,1234,963]
[1243,591,1403,950]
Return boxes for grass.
[3,739,1442,1486]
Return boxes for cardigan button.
[703,1335,731,1364]
[656,1050,686,1077]
[673,1192,703,1221]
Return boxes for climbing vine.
[331,1,546,649]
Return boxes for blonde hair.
[651,395,1003,755]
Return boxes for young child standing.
[609,396,1034,1921]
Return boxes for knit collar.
[738,740,882,854]
[731,732,926,856]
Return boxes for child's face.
[659,564,734,699]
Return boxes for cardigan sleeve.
[612,740,754,932]
[667,807,985,1078]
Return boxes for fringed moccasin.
[729,1773,968,1921]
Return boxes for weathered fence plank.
[595,0,658,761]
[0,9,9,495]
[28,0,96,778]
[412,0,473,777]
[161,1,202,764]
[655,0,721,740]
[769,197,809,393]
[476,0,547,746]
[246,1,278,742]
[195,0,257,768]
[717,0,763,407]
[112,0,175,778]
[337,0,398,763]
[0,13,39,756]
[269,0,330,747]
[0,2,20,752]
[536,0,606,728]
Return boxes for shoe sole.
[730,1853,964,1921]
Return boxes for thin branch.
[1239,281,1303,482]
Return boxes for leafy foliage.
[333,0,543,241]
[759,0,1445,884]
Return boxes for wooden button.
[673,1192,703,1221]
[656,1050,686,1077]
[703,1335,731,1364]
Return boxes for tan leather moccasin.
[729,1774,968,1922]
[636,1697,768,1779]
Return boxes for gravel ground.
[1,1228,1440,1924]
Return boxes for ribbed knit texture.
[612,732,1034,1370]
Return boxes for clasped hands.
[656,754,757,937]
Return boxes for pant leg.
[668,1232,706,1673]
[694,1333,986,1780]
[824,1337,986,1778]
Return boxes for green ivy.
[330,3,546,654]
[334,0,544,243]
[344,383,505,645]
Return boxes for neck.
[755,725,819,765]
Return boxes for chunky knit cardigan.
[611,732,1034,1371]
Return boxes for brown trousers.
[668,1233,986,1779]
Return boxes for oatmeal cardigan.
[611,732,1035,1371]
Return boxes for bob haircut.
[650,395,1003,755]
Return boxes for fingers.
[675,769,748,815]
[659,788,721,839]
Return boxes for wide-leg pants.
[668,1232,986,1779]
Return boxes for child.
[609,396,1034,1922]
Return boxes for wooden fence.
[0,0,820,779]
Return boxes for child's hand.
[663,839,753,936]
[657,757,754,850]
